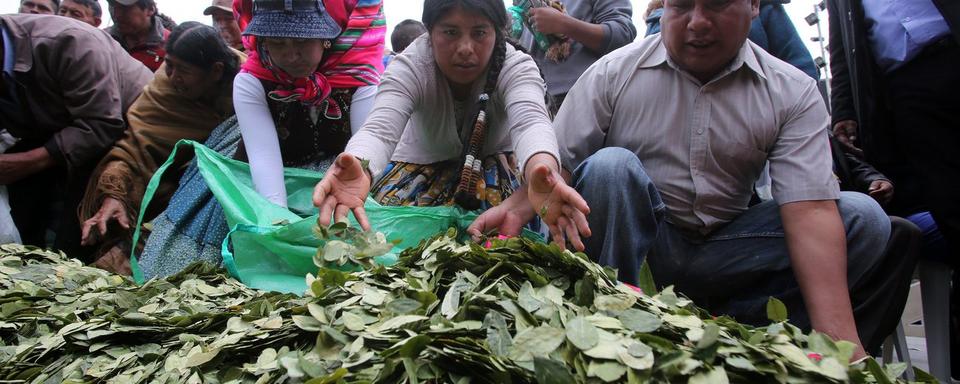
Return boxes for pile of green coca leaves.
[0,230,932,383]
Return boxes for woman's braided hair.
[165,22,240,90]
[423,0,510,210]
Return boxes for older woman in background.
[79,22,245,274]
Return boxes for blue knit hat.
[243,0,341,40]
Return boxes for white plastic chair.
[885,259,953,383]
[919,259,952,383]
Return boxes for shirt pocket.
[707,133,769,185]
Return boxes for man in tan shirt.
[553,0,916,359]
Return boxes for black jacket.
[827,0,958,215]
[827,0,960,169]
[831,136,887,194]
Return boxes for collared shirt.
[556,35,839,234]
[863,0,951,73]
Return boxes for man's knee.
[573,147,655,196]
[838,191,891,258]
[574,147,640,178]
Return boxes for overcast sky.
[2,0,831,77]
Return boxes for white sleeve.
[349,85,378,135]
[233,73,288,207]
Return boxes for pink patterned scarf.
[235,0,386,118]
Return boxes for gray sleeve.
[344,57,418,177]
[498,55,560,173]
[554,59,613,173]
[769,78,841,205]
[593,0,638,54]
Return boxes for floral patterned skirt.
[371,153,521,209]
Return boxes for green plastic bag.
[131,140,539,293]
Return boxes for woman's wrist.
[522,152,560,182]
[354,156,374,185]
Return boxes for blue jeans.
[574,148,913,352]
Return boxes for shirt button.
[902,17,911,22]
[697,129,704,134]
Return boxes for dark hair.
[107,0,152,9]
[106,0,176,28]
[165,22,240,87]
[422,0,509,209]
[132,0,154,9]
[22,0,60,10]
[68,0,101,18]
[157,13,178,30]
[391,19,426,53]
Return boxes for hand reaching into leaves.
[467,190,537,242]
[313,153,372,230]
[468,155,591,251]
[81,197,130,246]
[526,162,592,251]
[467,154,591,251]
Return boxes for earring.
[323,40,332,49]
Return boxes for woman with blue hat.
[138,0,385,278]
[236,0,384,207]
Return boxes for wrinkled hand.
[527,6,570,36]
[527,163,591,251]
[81,197,130,246]
[313,153,372,230]
[868,179,894,205]
[832,120,863,157]
[467,192,536,242]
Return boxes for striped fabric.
[322,0,387,87]
[235,0,385,97]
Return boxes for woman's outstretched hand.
[526,163,592,251]
[313,153,372,230]
[467,191,536,242]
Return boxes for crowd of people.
[2,0,958,373]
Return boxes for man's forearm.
[561,18,606,53]
[781,200,866,359]
[0,147,55,184]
